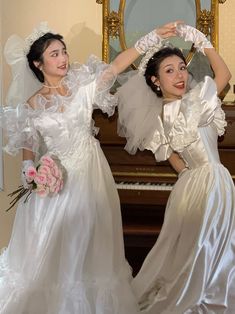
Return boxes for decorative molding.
[106,11,120,38]
[96,0,103,4]
[219,0,227,3]
[197,9,213,37]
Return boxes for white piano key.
[116,182,174,191]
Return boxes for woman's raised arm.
[111,21,182,75]
[177,24,231,94]
[204,48,231,94]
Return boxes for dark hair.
[27,33,66,83]
[144,47,187,97]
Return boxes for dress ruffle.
[0,248,134,314]
[0,104,41,156]
[0,55,118,156]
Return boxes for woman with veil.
[118,23,235,313]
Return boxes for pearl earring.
[156,85,161,91]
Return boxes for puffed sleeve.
[166,76,227,153]
[0,103,41,156]
[197,76,227,135]
[85,55,118,116]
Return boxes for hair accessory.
[24,21,51,55]
[138,41,172,75]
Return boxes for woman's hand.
[176,23,213,55]
[134,20,183,55]
[21,159,35,188]
[111,21,183,75]
[176,23,231,93]
[156,20,183,39]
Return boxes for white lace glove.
[21,160,35,189]
[134,30,163,55]
[176,24,213,55]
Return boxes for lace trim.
[48,135,97,171]
[0,269,124,314]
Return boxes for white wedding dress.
[0,56,138,314]
[118,75,235,313]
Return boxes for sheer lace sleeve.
[0,103,41,156]
[86,55,118,116]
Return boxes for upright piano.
[94,103,235,275]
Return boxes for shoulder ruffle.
[165,76,226,152]
[0,104,42,156]
[27,55,117,116]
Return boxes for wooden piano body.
[94,104,235,275]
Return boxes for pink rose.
[37,165,51,176]
[50,164,60,178]
[34,174,47,185]
[46,174,57,187]
[25,166,37,181]
[31,154,65,197]
[40,155,54,168]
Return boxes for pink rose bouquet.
[6,155,65,211]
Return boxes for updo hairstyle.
[144,47,187,97]
[27,33,66,83]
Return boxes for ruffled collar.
[162,80,203,136]
[26,55,106,113]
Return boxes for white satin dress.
[0,56,138,314]
[118,75,235,313]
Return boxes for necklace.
[43,82,62,89]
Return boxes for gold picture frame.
[97,0,227,64]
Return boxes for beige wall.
[0,1,235,249]
[219,0,235,101]
[0,0,103,248]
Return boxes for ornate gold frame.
[97,0,227,63]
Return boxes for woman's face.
[153,55,189,100]
[40,40,69,79]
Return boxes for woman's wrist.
[134,30,163,55]
[176,24,213,55]
[178,166,189,178]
